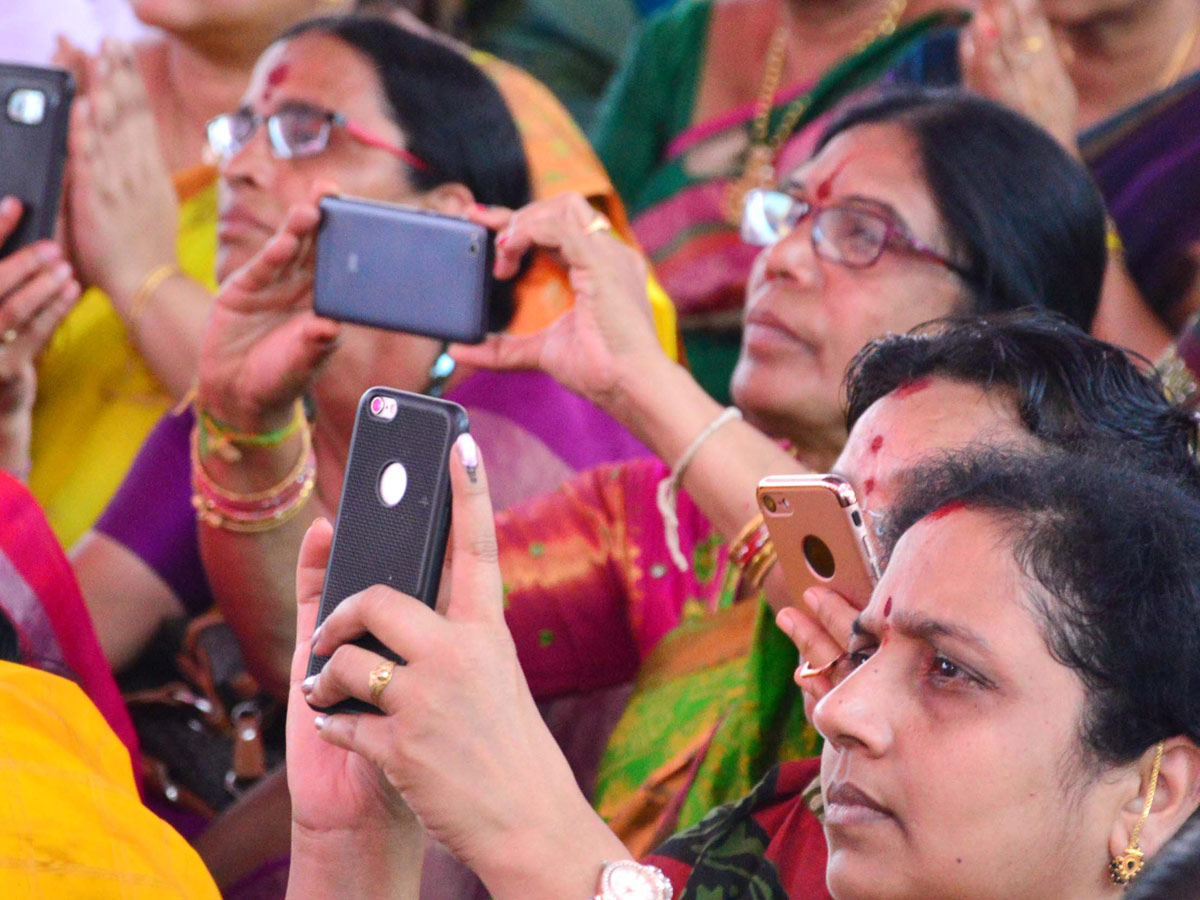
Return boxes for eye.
[933,655,961,680]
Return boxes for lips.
[217,204,277,238]
[824,781,895,826]
[742,305,819,356]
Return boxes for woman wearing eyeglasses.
[194,83,1107,875]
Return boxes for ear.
[420,182,476,218]
[1109,738,1200,861]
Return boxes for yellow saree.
[29,165,219,547]
[0,659,220,899]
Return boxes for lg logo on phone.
[346,252,359,274]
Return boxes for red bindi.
[891,376,933,399]
[863,477,876,496]
[926,500,967,522]
[869,435,884,454]
[883,596,893,618]
[814,158,852,202]
[263,63,289,102]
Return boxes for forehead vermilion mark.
[870,435,884,454]
[891,376,933,400]
[863,477,876,496]
[814,157,853,202]
[883,596,893,618]
[263,63,290,102]
[925,499,966,522]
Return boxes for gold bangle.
[191,417,313,504]
[1105,217,1125,259]
[129,262,184,323]
[193,473,316,533]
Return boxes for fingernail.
[301,675,317,695]
[0,197,17,217]
[52,261,72,282]
[313,715,327,730]
[37,243,62,263]
[495,232,509,247]
[310,625,323,647]
[473,203,487,212]
[455,432,479,483]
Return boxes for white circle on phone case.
[379,462,408,507]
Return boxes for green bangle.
[196,399,306,458]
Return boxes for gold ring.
[1021,34,1045,54]
[0,329,17,345]
[798,653,846,680]
[368,660,396,706]
[583,214,612,236]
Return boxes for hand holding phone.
[314,196,492,344]
[0,64,73,257]
[305,387,469,714]
[757,474,880,609]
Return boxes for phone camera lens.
[762,495,777,513]
[803,535,836,579]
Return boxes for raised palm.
[199,203,341,431]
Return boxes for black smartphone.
[313,195,492,344]
[306,387,469,714]
[0,64,73,257]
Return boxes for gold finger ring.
[1,329,18,345]
[1022,34,1045,54]
[368,660,396,706]
[798,653,846,680]
[583,214,612,236]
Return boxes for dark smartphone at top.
[306,387,469,714]
[0,64,74,256]
[313,195,492,344]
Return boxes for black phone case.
[306,388,469,714]
[0,65,73,256]
[313,195,492,344]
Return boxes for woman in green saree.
[591,0,967,399]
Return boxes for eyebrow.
[853,609,994,655]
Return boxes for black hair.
[843,311,1200,494]
[1126,807,1200,900]
[817,87,1106,329]
[278,14,530,330]
[0,607,19,664]
[881,449,1200,766]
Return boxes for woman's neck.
[139,35,261,173]
[1059,0,1200,128]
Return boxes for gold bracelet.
[129,262,184,323]
[191,417,313,504]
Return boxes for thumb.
[444,433,504,625]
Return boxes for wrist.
[196,384,298,436]
[106,256,179,313]
[287,821,420,900]
[473,792,632,900]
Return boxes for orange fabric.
[473,51,679,356]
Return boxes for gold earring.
[1110,741,1166,885]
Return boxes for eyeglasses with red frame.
[740,188,965,277]
[206,101,432,173]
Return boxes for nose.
[220,120,276,191]
[760,215,820,289]
[811,650,895,757]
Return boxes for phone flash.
[7,89,46,126]
[369,395,398,421]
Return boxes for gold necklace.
[722,0,908,225]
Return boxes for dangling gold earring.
[1110,741,1166,885]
